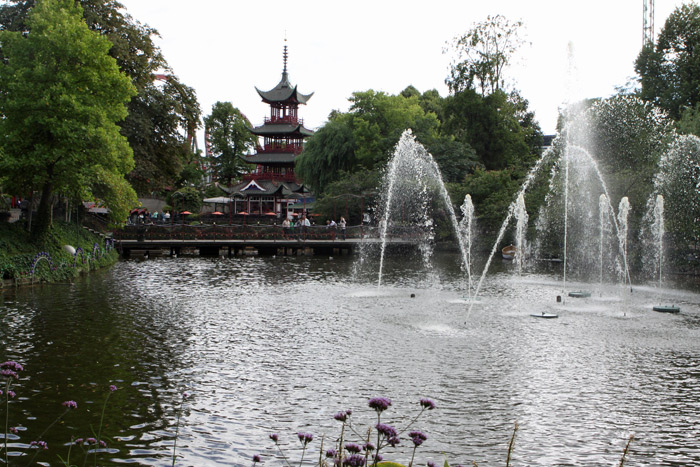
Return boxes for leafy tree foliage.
[0,0,136,237]
[635,3,700,120]
[0,0,202,195]
[311,170,381,225]
[654,135,700,250]
[295,114,357,194]
[168,186,203,215]
[677,103,700,137]
[578,95,674,208]
[204,102,257,186]
[445,14,526,95]
[443,89,542,171]
[296,89,442,194]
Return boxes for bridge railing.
[112,223,410,242]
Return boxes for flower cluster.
[261,396,436,467]
[62,400,78,409]
[409,430,428,447]
[297,432,313,446]
[1,361,23,380]
[368,396,392,413]
[334,409,352,422]
[29,440,48,450]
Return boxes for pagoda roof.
[255,71,313,104]
[242,152,297,164]
[249,123,314,137]
[227,179,305,196]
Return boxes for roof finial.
[283,36,288,75]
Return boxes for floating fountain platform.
[530,312,559,319]
[568,291,592,298]
[653,305,680,314]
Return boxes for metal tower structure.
[643,0,655,45]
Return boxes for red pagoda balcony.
[264,116,303,125]
[241,171,298,182]
[257,144,303,154]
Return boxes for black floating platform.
[568,291,592,298]
[530,312,559,319]
[653,305,680,314]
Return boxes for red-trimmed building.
[225,43,314,218]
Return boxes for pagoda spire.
[283,38,288,75]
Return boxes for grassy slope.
[0,221,117,282]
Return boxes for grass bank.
[0,221,117,287]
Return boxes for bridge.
[113,223,419,258]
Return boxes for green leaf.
[377,462,406,467]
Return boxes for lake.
[1,253,699,466]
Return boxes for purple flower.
[74,438,84,445]
[363,442,375,452]
[387,436,400,447]
[325,448,337,458]
[269,433,279,443]
[99,440,107,447]
[296,432,313,446]
[334,410,349,422]
[252,454,261,463]
[109,385,118,392]
[85,437,97,445]
[62,400,78,409]
[409,430,428,447]
[368,397,392,413]
[9,427,18,434]
[419,398,436,410]
[427,462,436,467]
[375,423,397,438]
[7,390,15,399]
[29,440,48,450]
[343,454,366,466]
[1,361,23,372]
[373,454,383,463]
[1,369,18,379]
[345,443,361,453]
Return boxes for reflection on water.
[1,254,699,466]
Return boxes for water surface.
[1,254,699,466]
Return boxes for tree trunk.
[32,179,54,240]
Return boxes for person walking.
[339,217,347,240]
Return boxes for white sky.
[118,0,690,141]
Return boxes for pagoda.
[226,42,314,218]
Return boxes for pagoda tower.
[242,42,314,183]
[227,42,315,218]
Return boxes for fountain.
[375,130,473,290]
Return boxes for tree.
[0,0,136,237]
[296,89,441,194]
[0,0,202,194]
[204,102,258,186]
[295,113,357,194]
[635,3,700,120]
[445,14,526,95]
[442,89,541,171]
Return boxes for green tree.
[655,135,700,251]
[0,0,137,237]
[635,3,700,120]
[296,89,441,194]
[204,102,258,186]
[0,0,202,195]
[295,113,357,194]
[443,89,541,171]
[445,14,526,95]
[677,103,700,137]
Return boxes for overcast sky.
[118,0,689,141]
